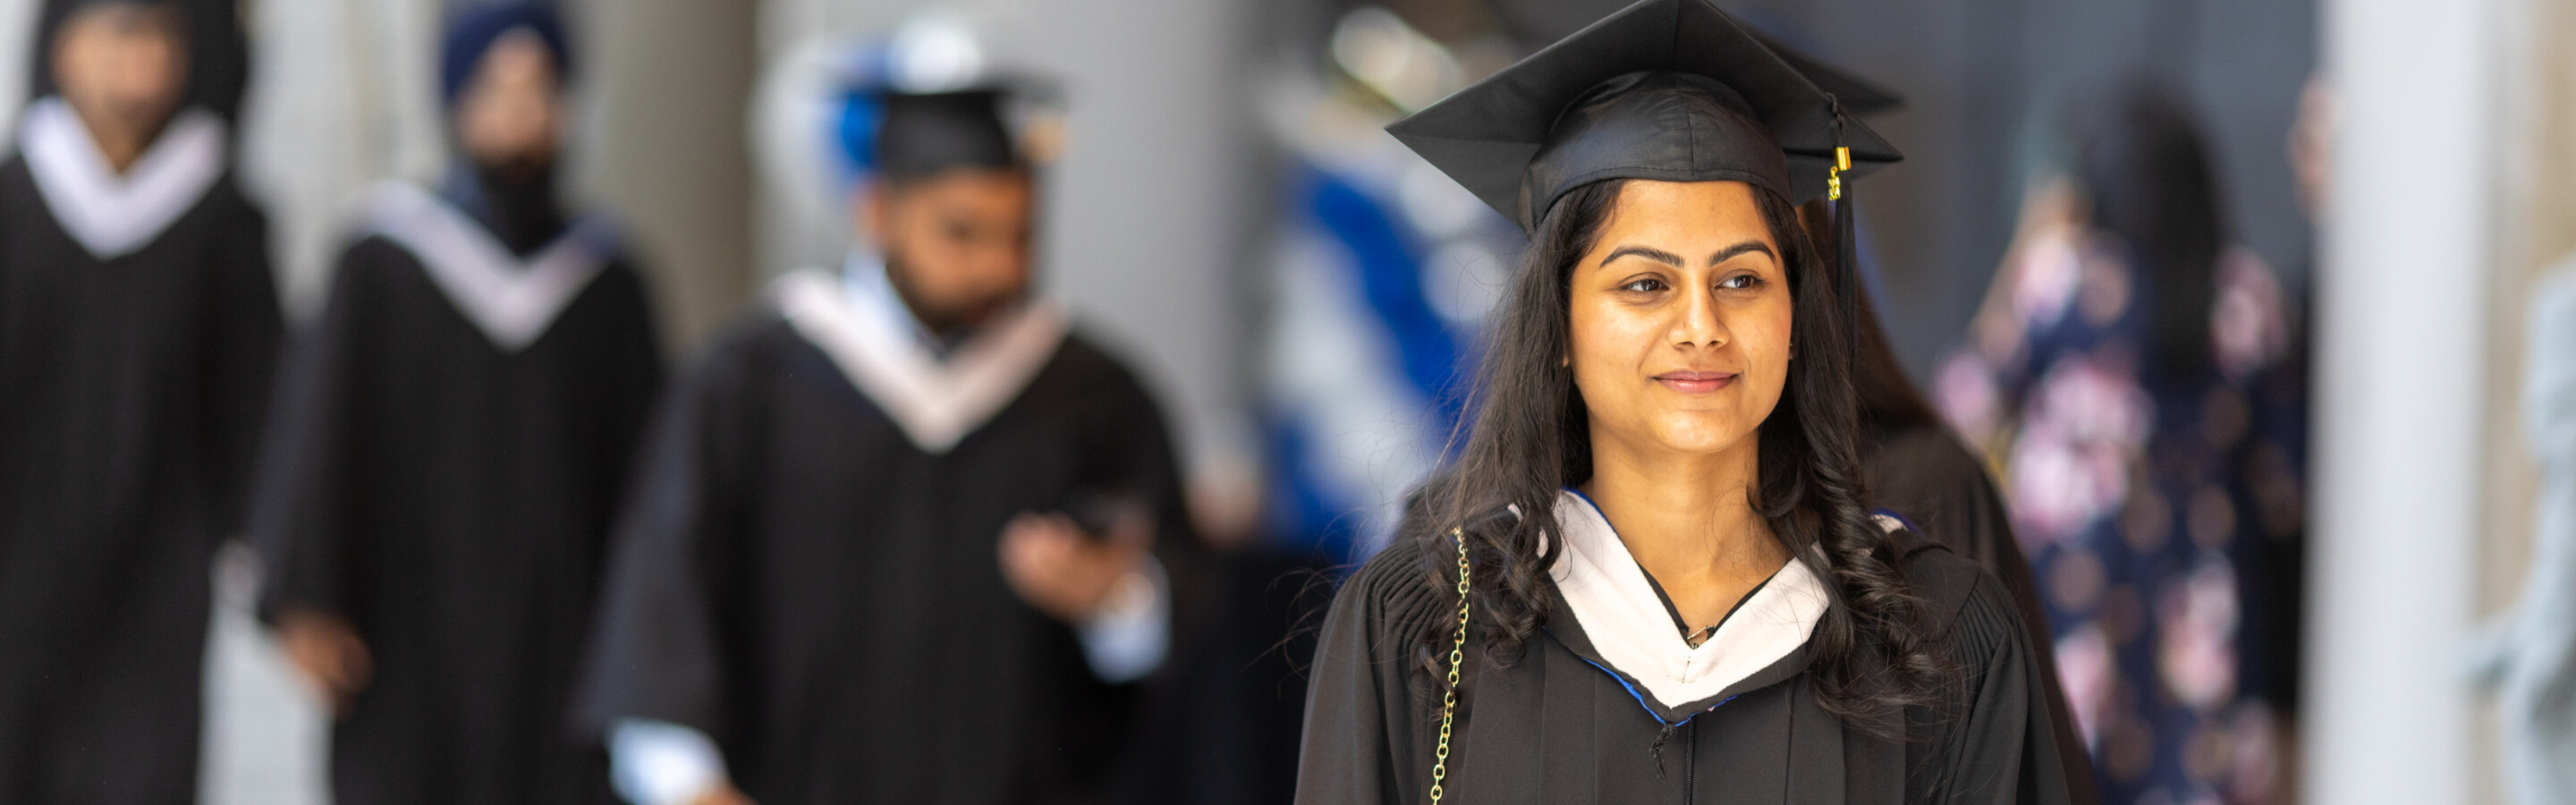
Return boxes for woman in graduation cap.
[1294,1,2081,802]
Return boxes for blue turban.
[439,3,572,106]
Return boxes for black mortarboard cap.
[1386,0,1900,233]
[872,89,1023,182]
[1741,26,1902,118]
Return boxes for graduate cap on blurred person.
[1386,0,1901,359]
[828,7,1064,184]
[868,89,1022,182]
[440,3,574,106]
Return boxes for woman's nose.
[1672,287,1730,350]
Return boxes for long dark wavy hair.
[2081,82,2225,385]
[1400,178,1948,731]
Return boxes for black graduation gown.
[251,224,662,805]
[1860,422,2097,804]
[0,157,281,804]
[1295,530,2080,805]
[575,312,1204,805]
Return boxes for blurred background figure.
[250,4,662,805]
[2471,253,2576,804]
[1935,84,2307,804]
[0,0,276,802]
[573,15,1208,804]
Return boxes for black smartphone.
[1058,483,1148,540]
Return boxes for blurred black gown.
[252,174,660,805]
[0,105,280,803]
[1849,284,2097,805]
[575,268,1207,805]
[1295,521,2079,805]
[1859,423,2098,801]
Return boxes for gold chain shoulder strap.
[1429,527,1471,803]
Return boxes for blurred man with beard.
[576,79,1203,805]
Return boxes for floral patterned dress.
[1937,224,2307,805]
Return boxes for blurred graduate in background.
[573,18,1207,805]
[249,4,662,804]
[0,0,277,801]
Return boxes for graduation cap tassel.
[1827,97,1860,370]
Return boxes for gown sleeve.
[574,332,761,741]
[1906,568,2081,805]
[250,240,383,622]
[592,262,667,483]
[1076,347,1208,683]
[609,719,731,805]
[1076,554,1170,682]
[199,191,283,538]
[1295,538,1440,805]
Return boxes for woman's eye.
[1717,274,1763,291]
[1618,278,1667,293]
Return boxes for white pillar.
[2304,0,2498,802]
[235,0,445,316]
[572,0,762,348]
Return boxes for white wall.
[0,0,38,146]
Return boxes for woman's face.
[1567,180,1793,461]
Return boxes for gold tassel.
[1827,146,1852,201]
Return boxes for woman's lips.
[1654,370,1736,394]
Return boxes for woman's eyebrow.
[1708,241,1775,265]
[1599,245,1686,267]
